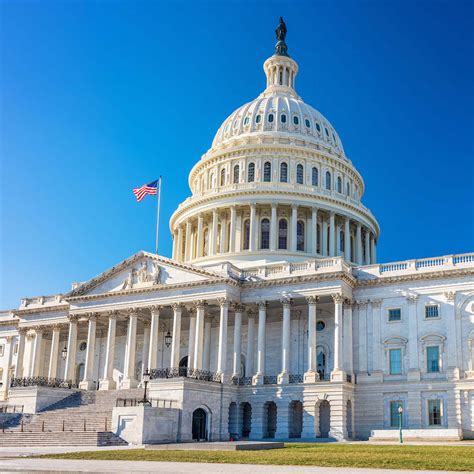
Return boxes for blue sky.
[1,0,473,309]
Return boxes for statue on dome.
[275,17,287,42]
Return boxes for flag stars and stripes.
[133,180,158,202]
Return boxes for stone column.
[122,309,138,389]
[1,336,13,400]
[290,204,298,252]
[249,204,257,251]
[187,308,196,369]
[147,306,160,372]
[170,303,182,368]
[219,214,227,253]
[304,296,319,383]
[196,215,204,258]
[344,217,351,262]
[444,291,459,378]
[364,228,370,265]
[355,223,362,264]
[100,311,117,390]
[371,237,377,264]
[322,219,328,256]
[193,301,206,370]
[64,316,78,382]
[47,325,61,379]
[407,295,420,381]
[211,210,218,255]
[253,302,267,385]
[80,314,97,390]
[331,294,344,381]
[278,298,292,384]
[270,204,277,251]
[202,318,212,371]
[356,301,368,374]
[245,310,255,378]
[310,208,318,255]
[329,212,336,257]
[232,304,243,378]
[371,299,383,380]
[141,321,151,378]
[344,301,354,374]
[176,225,183,262]
[229,206,237,253]
[216,298,229,379]
[14,328,27,379]
[31,328,44,377]
[370,234,376,264]
[185,220,192,261]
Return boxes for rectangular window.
[390,400,404,427]
[428,399,442,425]
[0,345,4,357]
[388,308,401,322]
[389,349,402,375]
[427,346,440,373]
[425,305,439,319]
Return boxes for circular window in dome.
[293,116,299,125]
[316,321,325,332]
[268,113,274,123]
[255,114,261,124]
[79,342,87,351]
[281,114,287,123]
[305,119,310,128]
[315,122,321,132]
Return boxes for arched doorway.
[319,400,330,438]
[346,400,353,438]
[192,408,207,441]
[263,402,277,438]
[288,400,303,438]
[241,402,252,438]
[317,346,327,379]
[228,402,238,439]
[179,356,188,376]
[76,363,84,385]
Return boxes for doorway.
[192,408,207,441]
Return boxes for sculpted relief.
[122,260,161,290]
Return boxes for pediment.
[65,251,225,298]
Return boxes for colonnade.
[173,204,376,266]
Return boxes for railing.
[319,373,331,381]
[10,377,77,389]
[116,398,176,408]
[230,376,253,386]
[289,374,304,384]
[263,375,278,385]
[149,367,222,383]
[0,405,24,413]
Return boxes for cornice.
[0,319,19,327]
[13,305,70,316]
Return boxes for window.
[243,219,250,250]
[244,116,249,125]
[316,321,325,332]
[339,230,344,252]
[247,163,255,182]
[427,346,440,373]
[428,399,442,425]
[311,167,318,186]
[325,171,331,190]
[346,182,350,196]
[280,162,288,182]
[280,114,287,123]
[315,122,321,132]
[389,349,402,375]
[220,168,226,186]
[332,132,337,142]
[260,219,270,249]
[0,345,4,357]
[390,401,404,428]
[388,308,401,322]
[297,220,305,251]
[296,164,304,184]
[233,165,240,184]
[255,114,261,124]
[268,113,274,123]
[305,119,310,128]
[337,176,342,193]
[325,127,329,137]
[425,305,439,319]
[278,219,288,249]
[263,161,272,182]
[14,344,18,355]
[293,115,299,125]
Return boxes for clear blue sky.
[1,1,473,309]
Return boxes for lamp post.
[139,369,151,406]
[164,330,172,348]
[398,405,404,444]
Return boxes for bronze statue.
[275,17,287,42]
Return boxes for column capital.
[150,305,162,313]
[6,335,14,343]
[343,298,354,308]
[51,323,64,331]
[193,299,208,310]
[85,312,99,322]
[18,327,28,336]
[444,291,456,302]
[33,326,44,334]
[305,295,319,305]
[370,299,382,308]
[171,302,184,311]
[246,307,256,317]
[257,301,268,310]
[232,302,245,313]
[142,320,151,329]
[406,295,418,304]
[68,314,80,323]
[217,297,229,308]
[127,307,139,318]
[280,297,293,307]
[271,203,277,210]
[355,299,368,308]
[187,306,196,316]
[106,310,119,320]
[331,293,344,304]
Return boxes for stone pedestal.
[330,370,345,382]
[277,372,289,384]
[252,374,264,385]
[465,371,474,379]
[121,378,139,389]
[79,380,95,390]
[303,370,320,384]
[99,378,116,390]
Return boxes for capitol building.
[0,20,473,445]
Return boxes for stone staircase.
[0,389,143,446]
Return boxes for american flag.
[132,179,159,202]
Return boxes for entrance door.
[319,400,330,438]
[192,408,207,441]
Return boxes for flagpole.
[155,176,162,254]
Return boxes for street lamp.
[164,331,172,348]
[61,346,67,360]
[398,405,404,444]
[139,369,151,406]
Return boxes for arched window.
[346,182,350,196]
[268,113,274,123]
[233,165,240,184]
[263,161,272,182]
[296,164,304,184]
[255,114,261,124]
[247,163,255,182]
[337,176,342,193]
[280,114,287,124]
[312,167,318,186]
[293,116,299,125]
[297,220,305,251]
[280,162,288,182]
[305,119,311,128]
[315,122,321,132]
[220,168,225,186]
[243,116,249,126]
[260,219,270,249]
[325,171,331,190]
[203,228,209,256]
[243,219,250,250]
[278,219,288,249]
